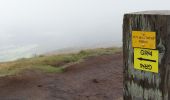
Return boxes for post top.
[126,10,170,15]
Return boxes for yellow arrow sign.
[134,48,159,73]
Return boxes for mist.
[0,0,170,62]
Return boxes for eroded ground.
[0,52,123,100]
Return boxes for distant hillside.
[45,42,122,56]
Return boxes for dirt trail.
[0,52,123,100]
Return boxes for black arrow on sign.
[137,57,156,62]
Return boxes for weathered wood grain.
[123,11,170,100]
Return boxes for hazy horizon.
[0,0,170,62]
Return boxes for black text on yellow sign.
[132,31,156,49]
[134,48,159,73]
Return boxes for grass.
[0,47,121,77]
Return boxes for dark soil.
[0,52,123,100]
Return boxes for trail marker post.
[123,11,170,100]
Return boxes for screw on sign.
[123,11,170,100]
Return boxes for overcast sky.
[0,0,170,61]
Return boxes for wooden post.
[123,11,170,100]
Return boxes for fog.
[0,0,169,62]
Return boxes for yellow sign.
[134,48,159,73]
[132,31,156,49]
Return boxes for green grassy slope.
[0,47,121,77]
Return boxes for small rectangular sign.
[132,31,156,49]
[134,48,158,73]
